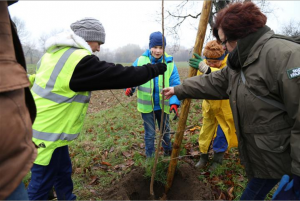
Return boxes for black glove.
[153,63,167,75]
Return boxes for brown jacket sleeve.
[174,66,230,100]
[0,1,37,199]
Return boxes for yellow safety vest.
[137,54,173,114]
[31,47,91,165]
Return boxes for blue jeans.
[6,182,28,200]
[27,146,76,200]
[142,110,172,157]
[240,177,280,200]
[213,125,228,153]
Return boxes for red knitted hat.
[203,40,225,59]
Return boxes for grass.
[175,61,189,68]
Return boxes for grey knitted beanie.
[70,17,105,44]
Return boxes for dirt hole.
[100,163,213,200]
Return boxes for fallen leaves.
[89,175,98,185]
[139,143,145,149]
[101,161,112,166]
[122,151,131,158]
[227,187,234,200]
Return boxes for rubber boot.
[195,154,209,169]
[209,152,225,171]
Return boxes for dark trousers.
[27,146,76,200]
[240,177,280,200]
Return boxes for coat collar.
[45,31,92,54]
[237,26,273,68]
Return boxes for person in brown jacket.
[0,1,37,200]
[162,2,300,200]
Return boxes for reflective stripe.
[33,129,79,141]
[36,59,41,71]
[31,47,90,103]
[47,48,77,88]
[161,99,169,106]
[32,83,90,103]
[138,86,152,93]
[137,98,152,105]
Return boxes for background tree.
[11,16,29,44]
[39,29,64,53]
[95,47,115,62]
[114,44,144,63]
[158,0,273,52]
[23,41,42,64]
[279,20,300,37]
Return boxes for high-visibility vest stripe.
[31,47,91,104]
[137,98,152,105]
[161,99,169,106]
[138,86,152,93]
[46,48,77,88]
[32,83,90,104]
[33,129,79,141]
[36,58,41,71]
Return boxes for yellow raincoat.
[197,56,238,153]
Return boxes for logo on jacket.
[287,67,300,79]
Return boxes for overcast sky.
[8,1,300,51]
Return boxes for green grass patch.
[175,61,189,68]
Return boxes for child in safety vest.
[125,31,181,157]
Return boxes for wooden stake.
[164,0,212,194]
[150,0,165,199]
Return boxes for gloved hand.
[189,53,204,69]
[152,63,167,75]
[272,174,300,200]
[170,104,179,117]
[189,53,210,73]
[198,61,210,74]
[125,87,134,97]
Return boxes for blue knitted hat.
[149,31,166,49]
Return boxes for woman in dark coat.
[162,2,300,200]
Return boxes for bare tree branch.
[279,20,300,37]
[167,11,201,19]
[11,16,29,44]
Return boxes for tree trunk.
[164,0,212,194]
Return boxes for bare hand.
[162,87,175,99]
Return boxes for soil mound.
[100,163,213,200]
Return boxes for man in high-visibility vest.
[27,18,167,200]
[125,32,180,157]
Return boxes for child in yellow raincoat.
[189,40,238,170]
